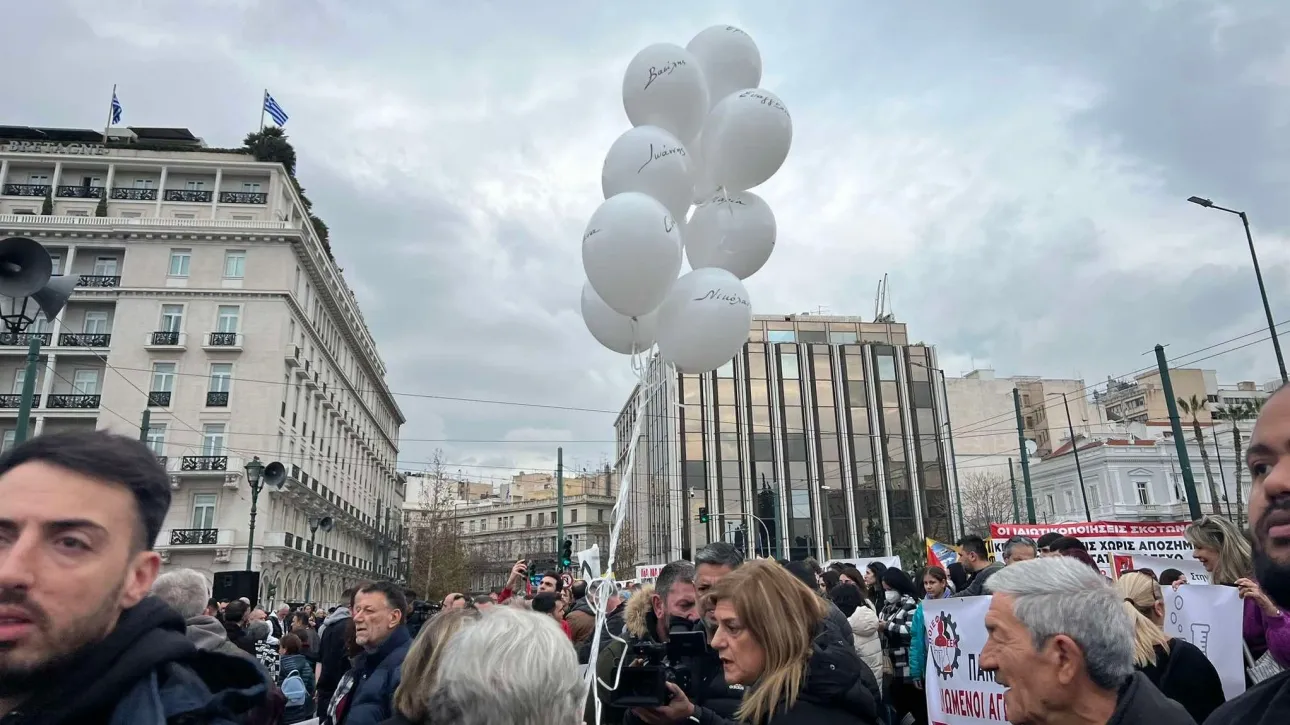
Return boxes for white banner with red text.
[990,521,1192,577]
[923,595,1008,725]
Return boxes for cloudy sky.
[8,0,1289,484]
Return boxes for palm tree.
[1213,399,1264,528]
[1178,395,1221,514]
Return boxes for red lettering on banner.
[941,689,1008,721]
[990,521,1188,538]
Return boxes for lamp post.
[304,516,333,604]
[243,457,265,571]
[1057,392,1092,521]
[1187,197,1287,384]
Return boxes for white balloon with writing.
[685,190,776,279]
[656,267,752,373]
[702,88,793,191]
[602,125,694,221]
[622,43,709,146]
[580,281,657,355]
[689,132,716,204]
[686,25,762,111]
[582,192,682,318]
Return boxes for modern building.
[0,125,406,606]
[1094,368,1218,425]
[615,314,958,565]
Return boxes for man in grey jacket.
[152,568,260,663]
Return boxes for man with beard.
[1206,388,1290,724]
[0,431,267,723]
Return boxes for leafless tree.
[405,449,470,600]
[960,471,1018,536]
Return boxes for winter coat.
[567,596,597,647]
[577,601,627,665]
[1203,670,1290,725]
[954,561,1004,598]
[824,600,856,649]
[742,627,880,725]
[879,594,919,682]
[1108,671,1196,725]
[1140,640,1225,724]
[909,589,952,680]
[279,652,317,724]
[223,619,259,657]
[339,625,413,725]
[316,606,353,708]
[1243,597,1290,668]
[0,596,269,725]
[847,601,884,689]
[186,614,262,664]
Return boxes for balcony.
[304,371,319,390]
[56,185,104,199]
[3,184,50,197]
[77,275,120,288]
[205,390,229,407]
[181,455,228,472]
[155,455,168,469]
[0,213,293,232]
[219,191,268,205]
[145,331,185,349]
[47,394,100,409]
[169,528,218,545]
[111,187,158,201]
[0,332,51,347]
[285,344,301,368]
[147,391,171,407]
[204,332,242,350]
[58,333,111,347]
[0,394,39,409]
[163,189,212,203]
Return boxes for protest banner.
[1165,583,1246,700]
[635,564,664,582]
[990,521,1191,577]
[923,595,1008,724]
[1112,554,1210,584]
[575,544,601,581]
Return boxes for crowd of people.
[1,379,1289,724]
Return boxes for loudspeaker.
[0,237,53,298]
[318,515,334,533]
[263,461,287,489]
[212,570,260,608]
[32,274,78,320]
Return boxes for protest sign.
[575,544,601,581]
[635,564,664,582]
[1113,554,1210,584]
[923,596,1009,724]
[1165,583,1246,700]
[990,522,1191,577]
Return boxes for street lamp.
[243,457,286,571]
[1056,392,1092,522]
[1187,196,1287,383]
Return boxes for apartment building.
[0,125,406,606]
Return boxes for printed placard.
[924,596,1009,724]
[1165,584,1246,700]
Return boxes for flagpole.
[260,89,267,131]
[103,83,116,143]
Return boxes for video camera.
[406,599,440,638]
[611,621,708,708]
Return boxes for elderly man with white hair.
[151,568,258,664]
[980,557,1195,725]
[426,605,583,725]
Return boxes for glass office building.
[614,314,959,564]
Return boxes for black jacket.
[0,596,269,725]
[1141,640,1226,723]
[954,562,1004,598]
[622,610,743,725]
[736,628,880,725]
[1204,670,1290,725]
[1109,671,1197,725]
[823,601,856,649]
[223,620,258,657]
[316,608,353,709]
[577,602,627,665]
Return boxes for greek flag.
[264,92,289,126]
[110,91,122,125]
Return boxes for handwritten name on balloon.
[693,288,750,306]
[637,142,688,174]
[664,216,677,233]
[724,26,749,36]
[583,228,601,243]
[710,195,748,206]
[644,59,689,90]
[738,90,790,117]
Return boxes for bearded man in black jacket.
[0,431,268,724]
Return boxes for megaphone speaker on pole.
[0,237,53,298]
[318,516,334,533]
[263,461,287,489]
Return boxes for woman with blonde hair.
[675,559,879,724]
[1114,571,1225,722]
[382,608,479,725]
[1185,515,1290,673]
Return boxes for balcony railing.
[47,394,100,409]
[149,331,180,346]
[147,391,171,407]
[77,274,120,288]
[181,455,228,472]
[0,332,51,346]
[163,189,213,203]
[2,184,50,197]
[169,528,218,545]
[111,187,158,201]
[207,332,238,347]
[56,185,104,199]
[0,394,38,409]
[58,333,111,347]
[155,455,168,469]
[206,390,229,407]
[219,191,268,205]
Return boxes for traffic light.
[698,506,709,524]
[560,538,573,568]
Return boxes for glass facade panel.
[830,331,857,344]
[781,354,800,379]
[767,330,795,343]
[798,330,827,343]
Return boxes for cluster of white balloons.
[580,25,792,374]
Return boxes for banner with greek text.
[990,522,1192,577]
[923,596,1008,724]
[1113,554,1210,584]
[1164,583,1246,700]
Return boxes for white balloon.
[685,190,776,279]
[602,125,694,221]
[686,25,762,110]
[656,267,753,374]
[582,192,683,318]
[622,43,709,145]
[689,132,716,204]
[702,89,793,191]
[581,281,657,355]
